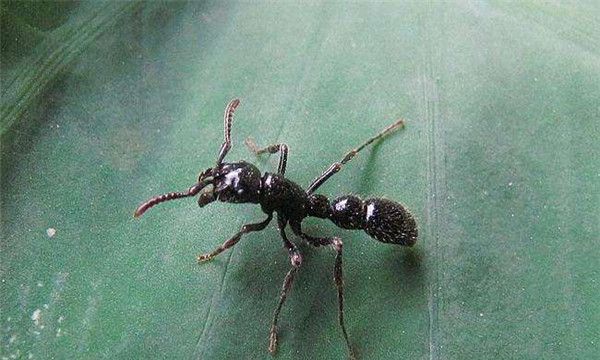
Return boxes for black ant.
[134,99,418,359]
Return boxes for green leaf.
[2,2,598,359]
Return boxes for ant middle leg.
[197,212,272,262]
[245,138,289,175]
[269,216,302,354]
[290,224,355,359]
[306,118,405,194]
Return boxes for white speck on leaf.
[31,309,42,327]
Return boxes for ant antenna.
[134,180,211,218]
[216,99,241,166]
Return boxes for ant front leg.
[269,216,302,354]
[291,224,355,360]
[197,213,272,262]
[245,138,289,175]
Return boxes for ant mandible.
[134,99,418,359]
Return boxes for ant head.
[200,161,262,207]
[134,98,252,217]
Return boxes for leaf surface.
[1,2,598,359]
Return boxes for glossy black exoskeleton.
[134,99,418,359]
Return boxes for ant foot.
[268,326,278,354]
[197,253,213,263]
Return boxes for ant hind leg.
[306,118,405,194]
[290,224,355,359]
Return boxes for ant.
[134,99,418,359]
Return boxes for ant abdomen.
[328,195,417,246]
[363,198,417,246]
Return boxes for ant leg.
[245,138,289,175]
[216,98,241,166]
[329,237,355,360]
[290,224,355,359]
[269,217,302,354]
[196,212,272,262]
[306,118,405,194]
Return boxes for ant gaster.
[134,99,418,359]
